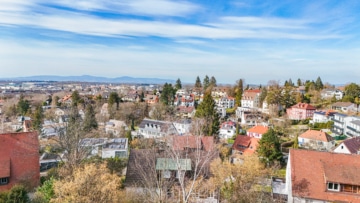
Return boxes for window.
[0,177,9,185]
[327,182,340,191]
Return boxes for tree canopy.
[195,92,220,136]
[256,128,283,166]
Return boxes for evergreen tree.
[71,90,81,107]
[108,92,120,110]
[17,94,30,115]
[344,83,360,102]
[195,92,220,136]
[32,104,44,133]
[83,104,98,132]
[288,78,293,86]
[234,79,243,107]
[210,76,217,87]
[203,75,210,91]
[315,76,324,90]
[259,88,267,108]
[160,83,176,105]
[297,78,302,87]
[256,128,283,166]
[195,76,202,88]
[175,78,182,90]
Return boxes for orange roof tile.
[299,130,334,142]
[247,125,268,134]
[290,149,360,202]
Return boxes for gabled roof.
[290,103,316,110]
[332,102,354,108]
[299,130,334,142]
[172,136,215,151]
[247,125,268,134]
[290,149,360,202]
[0,159,10,178]
[232,136,259,155]
[342,137,360,154]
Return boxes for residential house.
[331,113,347,136]
[246,125,268,139]
[286,149,360,203]
[231,135,259,156]
[217,96,235,109]
[175,106,196,118]
[298,130,335,151]
[0,132,40,191]
[219,121,237,139]
[331,102,355,113]
[216,107,227,118]
[105,119,128,136]
[211,87,230,98]
[172,119,192,135]
[171,135,215,152]
[144,94,159,105]
[236,107,267,126]
[331,114,360,137]
[138,118,178,138]
[174,94,195,107]
[333,137,360,154]
[286,103,316,120]
[321,89,344,100]
[80,138,128,158]
[241,89,261,108]
[311,110,336,124]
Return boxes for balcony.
[346,126,360,133]
[332,118,344,124]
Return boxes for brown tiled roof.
[0,159,10,178]
[290,149,360,202]
[299,130,334,142]
[342,137,360,154]
[232,136,259,155]
[172,136,214,151]
[247,125,268,134]
[332,102,354,108]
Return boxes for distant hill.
[0,75,175,84]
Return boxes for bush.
[6,185,29,203]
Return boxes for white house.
[172,119,192,135]
[331,102,355,113]
[80,138,128,158]
[298,130,335,151]
[138,118,178,138]
[320,89,344,100]
[217,96,235,109]
[241,89,261,108]
[333,136,360,154]
[219,121,237,139]
[311,110,336,124]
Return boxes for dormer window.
[327,182,340,191]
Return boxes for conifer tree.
[256,128,283,166]
[195,91,220,136]
[83,104,98,132]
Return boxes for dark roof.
[124,149,157,187]
[342,137,360,154]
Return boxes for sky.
[1,0,360,85]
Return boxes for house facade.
[246,125,268,139]
[286,149,360,203]
[218,121,237,139]
[331,102,355,113]
[286,103,316,120]
[320,89,344,100]
[241,89,261,108]
[298,130,335,151]
[311,110,336,124]
[216,96,235,109]
[138,118,178,138]
[331,114,360,137]
[0,132,40,191]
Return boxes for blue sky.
[1,0,360,85]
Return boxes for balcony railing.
[347,126,360,133]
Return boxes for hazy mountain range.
[0,75,175,84]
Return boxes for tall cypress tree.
[235,79,243,107]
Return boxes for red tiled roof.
[291,103,316,110]
[244,89,261,93]
[290,149,360,202]
[247,125,268,134]
[299,130,334,142]
[0,159,10,178]
[232,136,259,155]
